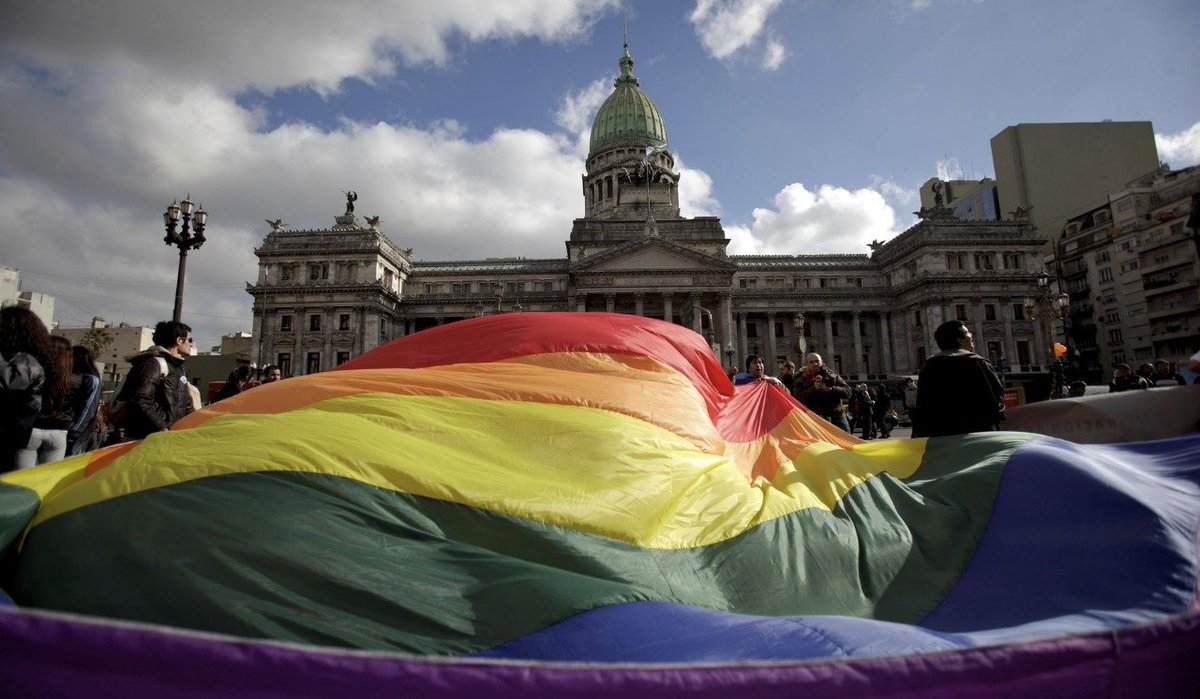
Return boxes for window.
[336,351,350,366]
[794,277,811,288]
[974,253,994,270]
[1016,340,1031,367]
[1170,222,1183,235]
[1099,268,1113,283]
[1117,200,1134,212]
[913,309,922,327]
[739,278,758,289]
[775,322,785,336]
[280,315,292,331]
[339,314,350,331]
[1108,329,1123,344]
[1105,310,1120,323]
[384,269,395,290]
[947,253,967,270]
[451,283,470,294]
[1119,240,1135,252]
[306,352,321,374]
[1012,303,1026,320]
[1120,261,1139,273]
[506,281,521,294]
[1094,210,1110,225]
[1094,250,1110,263]
[987,341,1002,365]
[851,278,864,288]
[955,304,968,321]
[276,353,291,378]
[985,304,997,321]
[309,314,321,331]
[281,266,292,281]
[309,264,329,280]
[820,277,837,288]
[766,277,786,289]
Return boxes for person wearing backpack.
[117,320,196,441]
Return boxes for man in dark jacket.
[120,321,195,440]
[913,320,1005,438]
[793,352,852,431]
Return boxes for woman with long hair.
[14,334,74,468]
[67,345,102,456]
[1,307,50,471]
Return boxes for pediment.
[573,237,735,273]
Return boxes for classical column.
[973,298,987,354]
[1003,299,1016,366]
[577,293,587,313]
[766,311,777,362]
[851,310,863,376]
[720,294,734,357]
[293,308,303,373]
[662,293,673,322]
[922,306,936,358]
[354,306,365,355]
[1031,313,1045,370]
[688,293,701,334]
[605,293,616,313]
[879,312,893,375]
[634,292,644,317]
[737,312,747,364]
[823,313,834,361]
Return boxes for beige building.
[991,122,1160,248]
[918,178,1000,221]
[1,265,55,330]
[54,317,154,386]
[249,43,1055,389]
[1054,165,1200,379]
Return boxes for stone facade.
[248,45,1054,381]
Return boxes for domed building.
[249,42,1049,385]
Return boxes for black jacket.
[2,351,44,468]
[121,347,193,440]
[793,366,852,418]
[913,350,1005,438]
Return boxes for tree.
[79,327,114,358]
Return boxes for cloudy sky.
[2,0,1197,348]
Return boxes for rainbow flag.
[2,313,1198,697]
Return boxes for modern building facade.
[1054,165,1200,379]
[54,317,154,386]
[991,121,1160,248]
[249,44,1055,385]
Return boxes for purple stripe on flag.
[2,607,1198,698]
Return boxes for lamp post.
[791,311,807,356]
[162,195,207,322]
[1024,270,1070,399]
[724,339,735,370]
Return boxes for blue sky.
[1,0,1198,348]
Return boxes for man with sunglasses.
[118,320,196,440]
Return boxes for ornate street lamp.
[791,311,807,356]
[163,195,207,322]
[1024,270,1071,398]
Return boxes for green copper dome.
[588,42,668,156]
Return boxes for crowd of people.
[731,318,1198,441]
[1,309,284,473]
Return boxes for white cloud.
[725,182,899,255]
[1156,121,1200,167]
[871,175,919,210]
[554,77,612,158]
[689,0,785,63]
[935,157,964,181]
[674,154,722,218]
[0,1,618,347]
[1,1,620,95]
[761,39,788,71]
